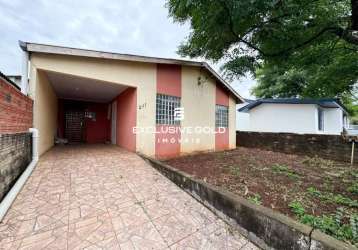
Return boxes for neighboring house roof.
[6,75,21,78]
[238,98,348,114]
[6,75,21,81]
[0,71,21,90]
[19,41,244,103]
[243,98,255,104]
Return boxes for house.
[19,41,243,158]
[0,72,21,91]
[238,98,349,135]
[236,99,254,131]
[6,75,21,88]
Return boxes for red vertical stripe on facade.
[215,83,230,150]
[116,88,137,152]
[155,64,181,159]
[157,64,181,97]
[216,84,230,106]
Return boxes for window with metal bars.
[215,105,228,128]
[156,94,181,125]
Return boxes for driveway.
[0,145,258,249]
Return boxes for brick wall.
[0,75,33,202]
[0,77,33,133]
[237,131,357,163]
[0,133,32,202]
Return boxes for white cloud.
[0,0,255,98]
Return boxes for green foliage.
[272,164,300,179]
[335,207,345,226]
[347,183,358,195]
[248,193,262,205]
[289,200,357,245]
[229,166,240,176]
[252,55,358,115]
[307,187,322,196]
[306,187,358,208]
[301,156,334,169]
[351,215,358,242]
[167,0,358,112]
[348,170,358,179]
[271,164,288,172]
[289,200,306,217]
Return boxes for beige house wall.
[30,53,156,156]
[180,67,216,153]
[31,69,58,155]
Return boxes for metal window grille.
[215,105,228,128]
[156,94,181,125]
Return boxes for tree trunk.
[352,0,358,30]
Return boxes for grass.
[248,193,262,205]
[302,156,334,169]
[229,165,240,176]
[271,164,300,180]
[306,187,358,208]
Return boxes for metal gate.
[65,111,85,143]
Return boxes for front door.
[65,111,85,143]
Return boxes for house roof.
[243,98,255,103]
[0,71,21,90]
[238,98,348,114]
[19,41,244,103]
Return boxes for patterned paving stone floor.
[0,145,259,250]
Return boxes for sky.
[0,0,255,99]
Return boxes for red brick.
[0,78,33,133]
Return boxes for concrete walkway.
[0,145,258,250]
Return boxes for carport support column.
[29,128,39,161]
[21,50,29,95]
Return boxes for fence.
[0,73,34,202]
[0,133,32,201]
[236,131,357,163]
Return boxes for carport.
[22,41,158,157]
[48,70,129,144]
[33,69,137,155]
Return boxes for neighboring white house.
[236,99,253,131]
[237,98,349,135]
[6,75,21,88]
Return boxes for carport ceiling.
[46,71,128,103]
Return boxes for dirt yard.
[164,147,358,245]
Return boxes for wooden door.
[65,111,85,143]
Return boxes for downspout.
[0,128,39,221]
[20,41,29,95]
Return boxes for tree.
[167,0,358,107]
[253,41,358,99]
